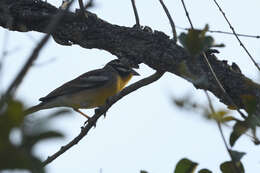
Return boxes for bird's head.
[106,59,140,77]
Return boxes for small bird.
[25,59,139,119]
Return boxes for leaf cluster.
[0,98,68,172]
[179,25,224,57]
[141,157,245,173]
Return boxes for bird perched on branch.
[25,59,139,119]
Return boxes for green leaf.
[1,99,25,127]
[46,109,71,119]
[140,170,148,173]
[0,97,67,173]
[174,158,198,173]
[240,95,257,115]
[229,95,260,145]
[0,97,68,172]
[229,150,246,162]
[0,145,45,173]
[6,99,24,117]
[203,36,214,50]
[230,121,249,147]
[207,109,236,123]
[23,131,64,149]
[198,169,212,173]
[220,161,244,173]
[222,116,236,123]
[210,110,228,122]
[0,98,25,142]
[178,25,216,56]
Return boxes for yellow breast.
[88,83,119,108]
[117,74,133,91]
[91,74,132,107]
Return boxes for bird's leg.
[94,98,111,118]
[102,96,113,118]
[94,106,106,118]
[73,108,91,119]
[94,108,101,114]
[74,108,94,126]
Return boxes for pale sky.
[1,0,260,172]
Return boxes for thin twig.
[180,0,194,29]
[41,71,164,167]
[1,30,9,59]
[202,52,246,119]
[6,35,49,95]
[206,29,260,39]
[0,0,75,106]
[78,0,85,15]
[131,0,140,27]
[0,31,9,90]
[176,25,260,39]
[158,0,177,43]
[85,0,94,9]
[212,0,260,71]
[205,92,242,173]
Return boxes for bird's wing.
[39,69,110,102]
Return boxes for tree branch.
[180,0,194,28]
[158,0,177,42]
[212,0,260,71]
[41,71,164,166]
[1,0,260,115]
[130,0,140,27]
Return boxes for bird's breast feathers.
[117,74,133,91]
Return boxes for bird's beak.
[131,69,140,76]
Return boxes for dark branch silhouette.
[180,0,194,28]
[158,0,177,42]
[0,1,260,116]
[131,0,140,27]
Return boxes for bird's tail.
[24,103,45,116]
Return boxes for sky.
[1,0,260,172]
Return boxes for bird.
[25,59,139,119]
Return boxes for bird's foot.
[95,106,107,118]
[84,117,96,127]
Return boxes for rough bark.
[1,0,260,115]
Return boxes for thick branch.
[1,0,260,114]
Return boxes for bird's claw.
[95,107,107,118]
[83,116,97,127]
